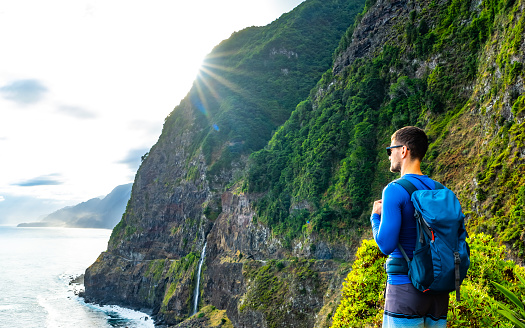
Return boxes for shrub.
[332,234,525,328]
[331,239,386,327]
[492,272,525,327]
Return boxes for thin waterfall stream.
[192,241,207,316]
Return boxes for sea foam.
[78,299,155,328]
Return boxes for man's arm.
[370,183,404,255]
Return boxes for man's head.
[388,126,428,173]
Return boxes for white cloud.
[0,196,5,202]
[0,79,48,105]
[57,105,97,119]
[12,174,63,187]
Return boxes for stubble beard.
[390,160,401,173]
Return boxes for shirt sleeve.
[370,182,407,255]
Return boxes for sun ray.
[200,61,252,77]
[192,78,212,117]
[191,52,261,129]
[198,65,248,99]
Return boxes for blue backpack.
[394,178,470,301]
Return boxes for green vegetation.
[140,252,200,319]
[246,56,388,247]
[331,239,386,327]
[238,1,525,324]
[145,259,167,281]
[189,305,234,328]
[162,0,365,180]
[331,234,525,327]
[492,272,525,327]
[240,259,326,328]
[160,252,200,312]
[243,0,525,259]
[240,261,286,315]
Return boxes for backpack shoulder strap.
[394,178,418,196]
[395,178,444,193]
[393,178,418,263]
[394,178,440,264]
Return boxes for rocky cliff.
[85,0,525,327]
[84,0,365,326]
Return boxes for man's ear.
[401,146,409,159]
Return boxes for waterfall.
[191,242,207,316]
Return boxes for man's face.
[389,139,402,173]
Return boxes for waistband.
[385,256,409,275]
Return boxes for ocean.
[0,226,155,328]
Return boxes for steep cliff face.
[84,108,209,320]
[185,179,354,327]
[333,0,408,74]
[84,0,365,326]
[85,0,525,326]
[245,0,525,256]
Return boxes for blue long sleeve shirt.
[370,174,437,284]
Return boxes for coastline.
[69,275,156,327]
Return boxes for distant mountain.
[18,184,132,229]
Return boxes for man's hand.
[372,199,383,216]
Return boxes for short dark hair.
[392,126,428,161]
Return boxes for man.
[370,126,449,328]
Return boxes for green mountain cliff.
[84,0,525,327]
[84,1,365,326]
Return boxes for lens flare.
[192,54,252,132]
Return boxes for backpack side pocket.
[409,243,435,292]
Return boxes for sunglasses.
[386,145,405,156]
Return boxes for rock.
[334,0,410,75]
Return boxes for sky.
[0,0,305,224]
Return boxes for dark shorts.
[383,283,449,328]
